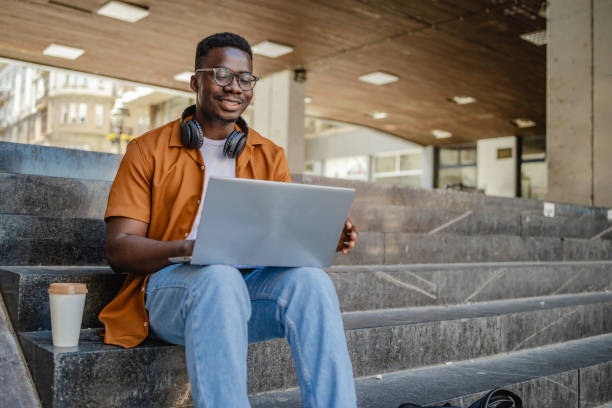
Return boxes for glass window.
[78,103,87,124]
[460,147,476,165]
[324,156,369,180]
[60,103,67,124]
[95,105,104,127]
[439,148,459,166]
[438,167,477,189]
[375,155,396,173]
[69,103,77,124]
[521,161,547,200]
[399,152,421,171]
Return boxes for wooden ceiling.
[0,0,546,146]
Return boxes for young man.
[99,32,358,407]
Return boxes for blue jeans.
[145,264,357,408]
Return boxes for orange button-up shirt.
[98,118,291,348]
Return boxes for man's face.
[191,47,253,123]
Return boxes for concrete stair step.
[17,292,612,407]
[0,141,120,182]
[251,333,612,408]
[0,214,106,265]
[0,266,120,332]
[3,262,612,332]
[329,261,612,311]
[5,172,610,234]
[3,212,610,267]
[293,174,611,219]
[339,232,612,266]
[0,172,110,219]
[349,202,612,239]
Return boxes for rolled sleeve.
[104,139,152,224]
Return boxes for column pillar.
[547,0,612,206]
[253,70,305,175]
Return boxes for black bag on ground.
[398,388,522,408]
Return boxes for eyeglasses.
[195,67,259,91]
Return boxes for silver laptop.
[170,177,355,268]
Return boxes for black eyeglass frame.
[195,67,259,91]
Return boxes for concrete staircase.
[1,141,611,407]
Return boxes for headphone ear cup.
[180,104,203,149]
[223,129,247,158]
[181,118,203,149]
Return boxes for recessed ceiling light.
[369,112,388,120]
[520,30,546,46]
[173,71,193,83]
[512,118,536,128]
[450,95,476,105]
[359,72,399,86]
[97,1,150,23]
[252,41,294,58]
[432,129,452,139]
[304,97,312,104]
[42,44,85,60]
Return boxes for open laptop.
[169,177,355,268]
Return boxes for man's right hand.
[105,217,194,275]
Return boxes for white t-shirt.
[187,137,236,239]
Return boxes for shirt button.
[184,232,188,237]
[200,165,205,170]
[144,322,148,327]
[197,199,201,204]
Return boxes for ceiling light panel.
[369,112,388,120]
[512,118,536,128]
[359,71,399,86]
[173,71,193,83]
[252,41,294,58]
[42,44,84,60]
[520,30,547,46]
[432,129,452,139]
[450,95,476,105]
[97,1,150,23]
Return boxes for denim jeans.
[145,263,357,408]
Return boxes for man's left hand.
[336,217,358,255]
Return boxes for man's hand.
[336,217,358,255]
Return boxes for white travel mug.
[48,283,88,347]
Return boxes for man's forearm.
[106,235,192,275]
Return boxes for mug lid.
[48,283,88,295]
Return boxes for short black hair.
[195,32,252,70]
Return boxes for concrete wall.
[593,0,612,207]
[253,70,305,174]
[547,0,612,207]
[477,136,517,198]
[305,126,421,161]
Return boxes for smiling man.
[99,33,358,407]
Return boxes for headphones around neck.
[179,104,249,159]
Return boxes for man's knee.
[286,267,338,300]
[187,264,249,305]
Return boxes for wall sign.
[496,147,513,159]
